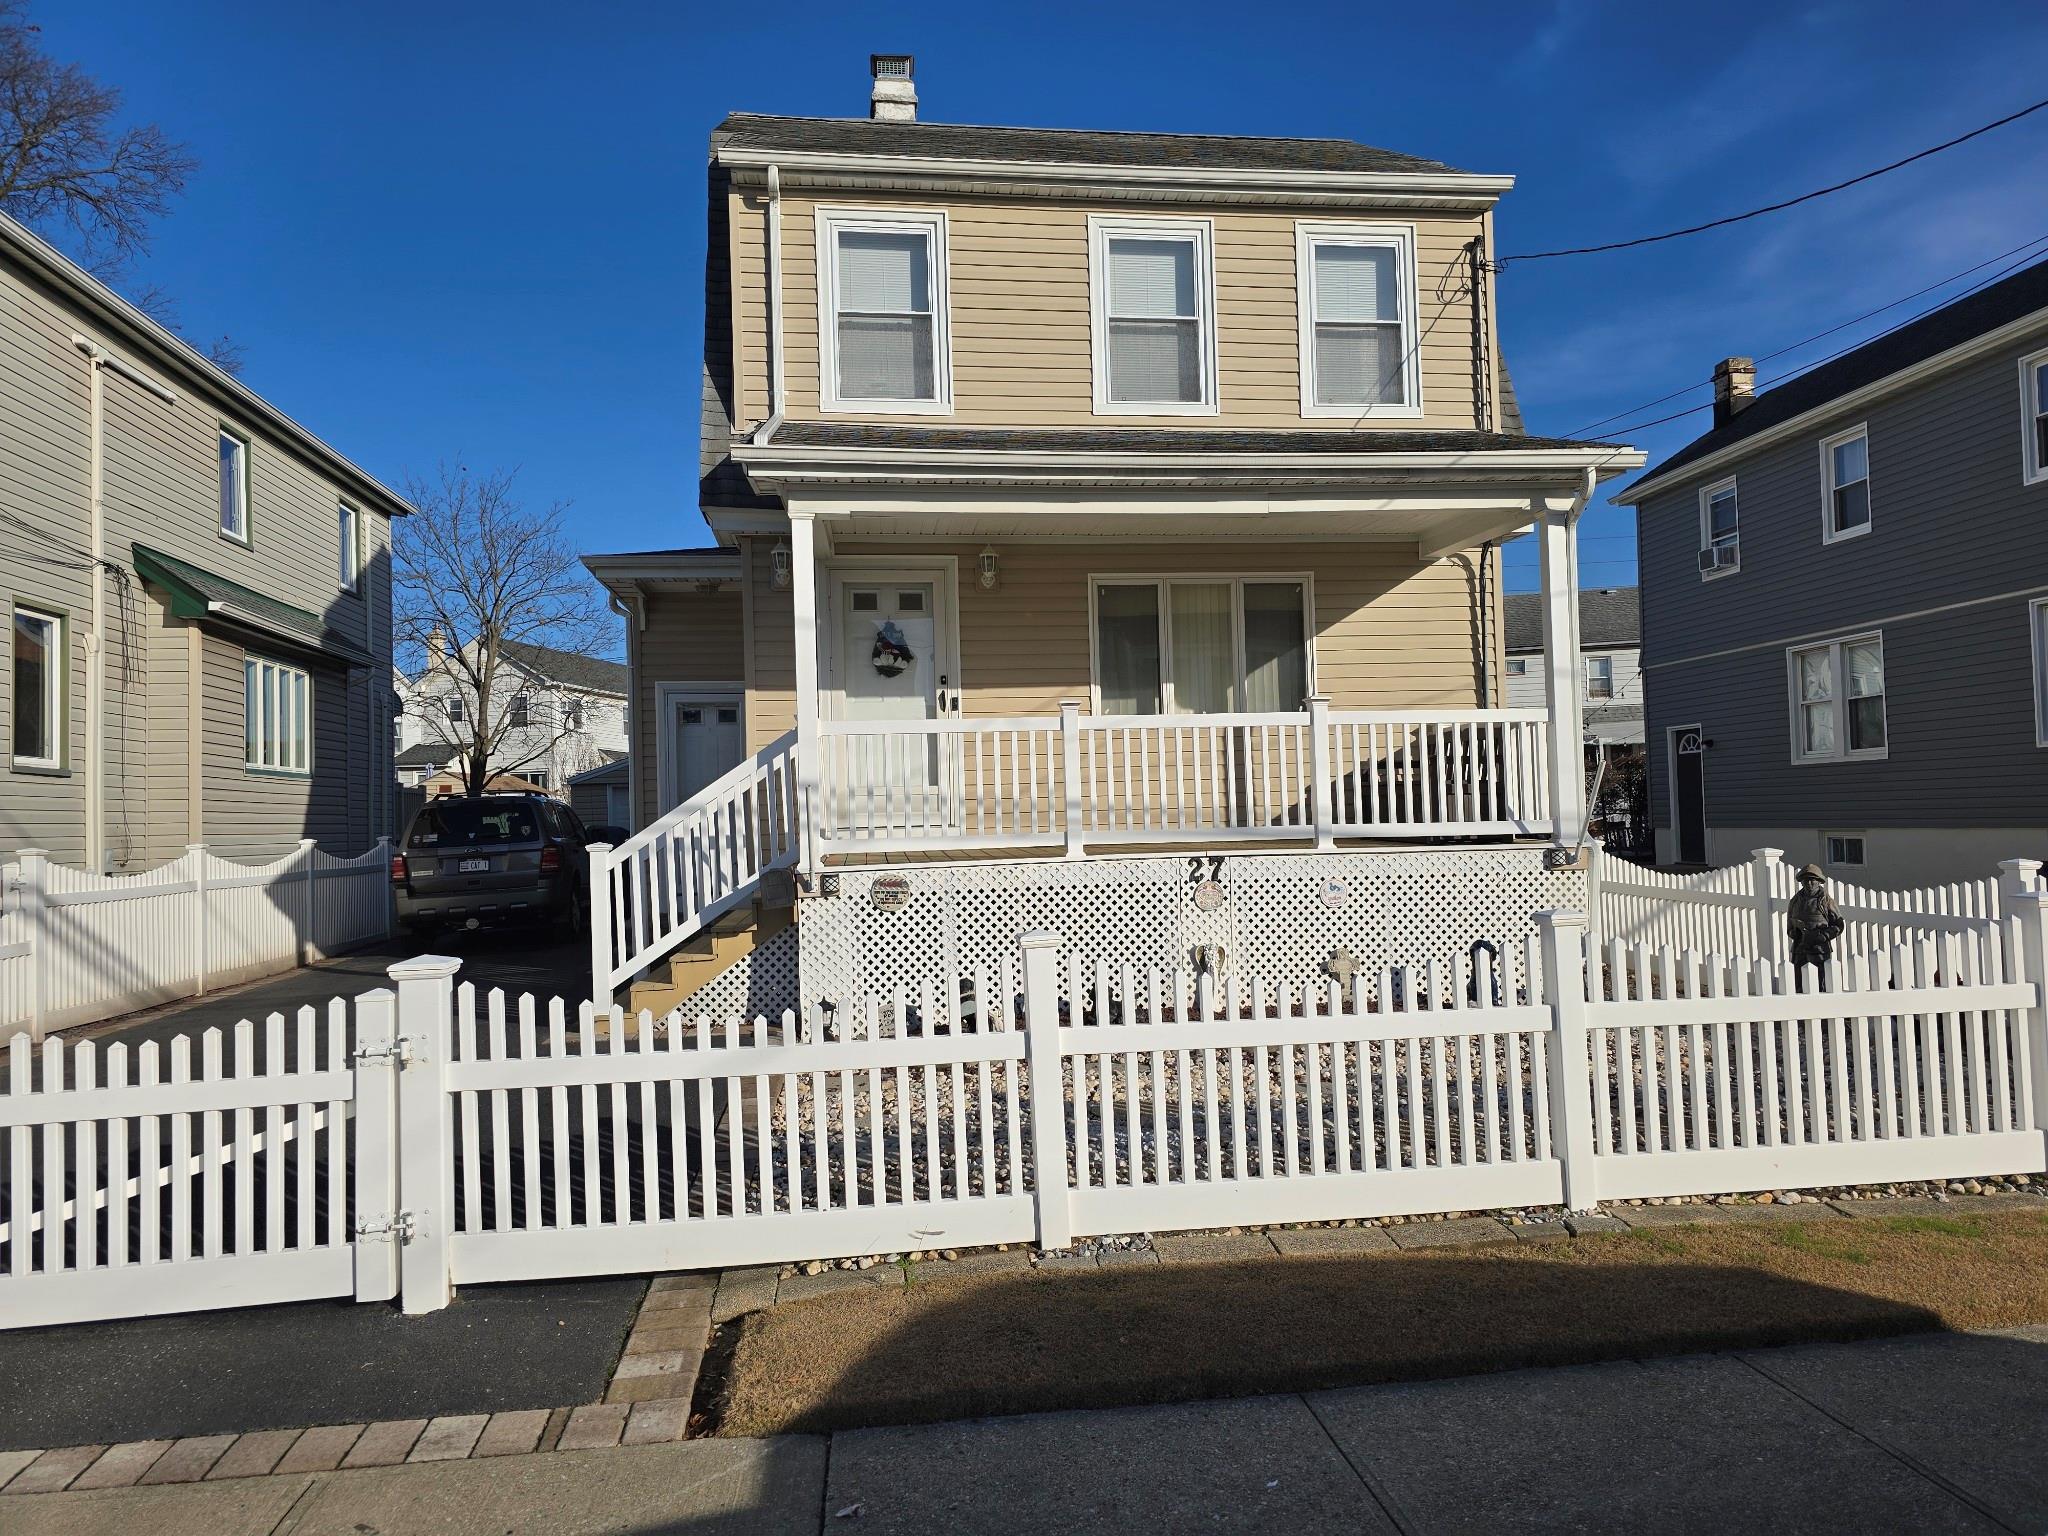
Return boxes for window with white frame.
[1824,833,1867,867]
[444,692,464,724]
[1585,655,1615,700]
[1505,656,1528,677]
[509,693,530,728]
[816,209,949,412]
[1821,425,1871,542]
[1090,217,1217,413]
[1699,477,1739,576]
[11,605,62,769]
[2024,348,2048,486]
[1093,577,1309,715]
[1789,633,1886,762]
[2031,596,2048,747]
[245,655,310,774]
[1295,223,1418,415]
[338,501,360,592]
[218,428,250,543]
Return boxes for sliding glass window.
[1093,578,1311,716]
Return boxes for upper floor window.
[1585,655,1615,700]
[1821,425,1871,543]
[2024,348,2048,486]
[1789,632,1886,763]
[1295,223,1419,417]
[509,693,530,728]
[1089,217,1217,415]
[816,209,950,413]
[11,605,62,770]
[564,699,585,731]
[338,502,360,592]
[245,655,310,775]
[218,428,250,544]
[1698,477,1739,577]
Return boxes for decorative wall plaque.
[869,874,913,912]
[1320,879,1350,909]
[1191,879,1227,912]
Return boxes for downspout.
[1478,538,1496,707]
[72,335,176,871]
[1565,465,1597,853]
[608,587,642,829]
[757,163,786,443]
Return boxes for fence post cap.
[1998,858,2043,885]
[1530,907,1588,932]
[16,847,47,859]
[387,954,463,982]
[1057,698,1082,715]
[1018,929,1062,951]
[1750,847,1785,860]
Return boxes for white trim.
[814,207,952,415]
[1697,475,1740,580]
[654,681,745,815]
[1085,573,1317,715]
[1293,221,1422,419]
[1786,630,1887,765]
[1583,654,1615,702]
[338,500,360,592]
[1822,831,1869,869]
[244,653,312,776]
[2030,595,2048,749]
[1087,215,1218,416]
[9,603,63,771]
[1819,423,1872,545]
[819,556,962,722]
[218,425,251,546]
[2022,346,2048,487]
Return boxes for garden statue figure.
[1786,862,1845,968]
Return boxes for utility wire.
[1503,96,2048,262]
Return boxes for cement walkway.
[9,1326,2048,1533]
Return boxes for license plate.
[458,857,489,873]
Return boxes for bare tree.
[394,465,614,798]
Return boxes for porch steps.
[621,900,794,1021]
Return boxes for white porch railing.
[818,702,1553,856]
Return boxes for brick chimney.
[870,54,916,121]
[1712,357,1755,428]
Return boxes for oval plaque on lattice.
[1320,879,1350,909]
[1191,879,1227,912]
[870,874,913,913]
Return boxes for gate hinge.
[355,1210,417,1243]
[352,1036,414,1067]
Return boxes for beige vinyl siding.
[732,191,1485,431]
[744,537,796,754]
[633,586,747,827]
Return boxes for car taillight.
[390,853,408,884]
[538,843,561,874]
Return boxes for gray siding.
[1637,324,2048,836]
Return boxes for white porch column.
[1537,508,1586,842]
[790,512,822,871]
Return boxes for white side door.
[661,692,745,814]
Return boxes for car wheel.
[567,887,587,938]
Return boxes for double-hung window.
[338,502,360,592]
[245,655,310,774]
[2023,347,2048,486]
[1585,656,1615,700]
[816,209,950,412]
[1698,476,1739,576]
[1296,223,1419,416]
[444,693,465,724]
[218,428,250,544]
[1090,217,1217,414]
[509,693,530,729]
[1789,633,1886,763]
[1093,577,1310,715]
[1821,425,1871,542]
[11,605,63,770]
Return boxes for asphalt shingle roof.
[764,422,1599,455]
[710,113,1466,176]
[131,544,373,667]
[1504,587,1640,652]
[1629,256,2048,493]
[498,640,627,696]
[395,742,456,768]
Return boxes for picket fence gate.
[6,893,2048,1330]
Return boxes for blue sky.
[42,0,2048,600]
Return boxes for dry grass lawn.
[714,1210,2048,1437]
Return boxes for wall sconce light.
[977,544,1000,590]
[771,540,791,590]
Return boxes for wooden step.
[622,901,794,1023]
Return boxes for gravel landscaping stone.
[1388,1217,1514,1250]
[1270,1226,1397,1256]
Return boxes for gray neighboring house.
[1,212,408,873]
[1617,258,2048,884]
[1505,586,1643,752]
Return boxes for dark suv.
[393,793,621,936]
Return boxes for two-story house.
[1617,259,2048,884]
[395,637,629,794]
[1,211,406,874]
[585,58,1642,1016]
[1504,586,1642,752]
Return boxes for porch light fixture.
[771,540,792,590]
[977,545,1000,590]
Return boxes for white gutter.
[733,443,1646,474]
[72,335,176,872]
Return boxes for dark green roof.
[132,544,373,667]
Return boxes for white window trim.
[1698,475,1740,580]
[1822,831,1869,868]
[1086,573,1316,715]
[244,654,311,776]
[1293,221,1422,419]
[10,603,63,771]
[2022,347,2048,487]
[1786,630,1888,765]
[2031,595,2048,748]
[1584,654,1615,701]
[339,500,360,592]
[218,425,251,547]
[814,207,952,415]
[1819,423,1873,545]
[1087,215,1219,417]
[1505,656,1528,676]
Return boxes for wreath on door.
[872,620,915,678]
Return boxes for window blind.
[1311,243,1404,406]
[835,230,936,401]
[1106,237,1200,404]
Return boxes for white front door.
[827,570,957,832]
[665,694,744,811]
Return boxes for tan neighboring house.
[585,59,1641,1016]
[1,211,407,873]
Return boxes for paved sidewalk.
[9,1327,2048,1532]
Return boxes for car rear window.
[408,802,540,847]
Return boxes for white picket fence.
[0,841,393,1037]
[7,886,2048,1330]
[1591,846,2024,964]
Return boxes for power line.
[1503,96,2048,263]
[1564,232,2048,438]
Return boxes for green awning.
[132,544,374,668]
